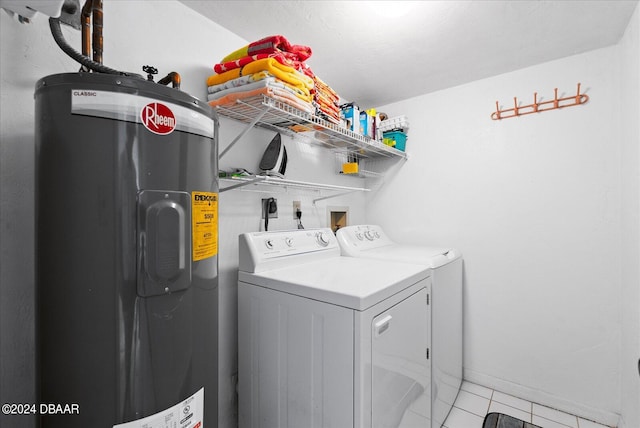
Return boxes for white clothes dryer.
[238,228,433,428]
[336,225,463,428]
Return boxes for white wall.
[368,48,625,424]
[619,3,640,428]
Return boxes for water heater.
[35,72,218,427]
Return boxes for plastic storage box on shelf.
[379,115,409,133]
[383,131,407,151]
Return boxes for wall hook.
[491,83,589,120]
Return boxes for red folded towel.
[248,35,312,62]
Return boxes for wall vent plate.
[328,206,349,233]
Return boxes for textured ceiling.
[182,0,638,108]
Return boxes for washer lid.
[238,256,429,311]
[336,224,461,268]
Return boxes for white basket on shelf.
[379,115,410,133]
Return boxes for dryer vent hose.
[49,17,141,77]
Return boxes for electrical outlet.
[261,198,278,219]
[293,201,301,219]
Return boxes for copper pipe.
[158,72,181,89]
[91,0,103,64]
[81,0,92,58]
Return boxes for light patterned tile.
[456,381,596,428]
[443,406,485,428]
[492,390,533,413]
[533,404,578,427]
[453,389,490,417]
[533,414,575,428]
[488,401,532,423]
[460,380,493,399]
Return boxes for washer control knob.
[285,237,293,247]
[316,231,330,247]
[265,239,274,249]
[374,231,380,238]
[365,230,376,241]
[355,232,364,241]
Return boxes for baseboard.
[463,368,620,427]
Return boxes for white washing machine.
[336,225,463,428]
[238,228,433,428]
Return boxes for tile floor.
[443,381,615,428]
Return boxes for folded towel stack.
[207,56,316,113]
[207,35,342,123]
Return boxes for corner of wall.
[618,2,640,428]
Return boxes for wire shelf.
[214,95,407,159]
[219,175,370,204]
[334,152,386,179]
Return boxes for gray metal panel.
[137,190,191,297]
[34,72,218,427]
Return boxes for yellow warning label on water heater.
[192,191,218,261]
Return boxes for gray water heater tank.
[34,72,218,427]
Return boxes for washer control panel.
[336,225,393,253]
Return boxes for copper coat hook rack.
[491,83,589,120]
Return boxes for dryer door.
[372,287,430,428]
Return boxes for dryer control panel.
[239,228,340,273]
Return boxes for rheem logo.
[141,102,176,135]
